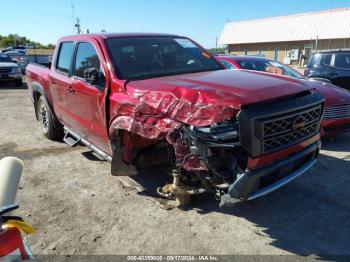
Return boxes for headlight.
[12,67,21,74]
[188,120,239,142]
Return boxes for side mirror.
[83,68,99,84]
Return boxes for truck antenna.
[71,3,76,33]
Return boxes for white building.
[219,8,350,64]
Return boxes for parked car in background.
[0,54,23,86]
[304,50,350,91]
[1,46,28,55]
[0,47,14,53]
[216,55,350,136]
[3,51,29,74]
[26,33,324,206]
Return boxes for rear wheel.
[37,96,64,140]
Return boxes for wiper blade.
[126,68,221,82]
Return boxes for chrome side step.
[63,128,112,162]
[63,131,81,147]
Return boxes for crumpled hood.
[0,62,18,68]
[127,69,312,108]
[303,80,350,106]
[110,69,314,139]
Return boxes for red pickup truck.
[26,33,324,206]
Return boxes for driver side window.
[74,42,105,88]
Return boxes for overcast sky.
[1,0,350,48]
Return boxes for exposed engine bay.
[111,118,248,205]
[159,121,248,202]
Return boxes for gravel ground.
[0,80,349,258]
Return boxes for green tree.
[0,34,54,49]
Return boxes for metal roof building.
[219,8,350,64]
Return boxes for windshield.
[0,55,12,63]
[106,36,222,80]
[237,59,304,79]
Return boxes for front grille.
[238,93,324,157]
[0,68,12,74]
[323,104,350,120]
[262,106,322,154]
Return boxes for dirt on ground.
[0,80,349,258]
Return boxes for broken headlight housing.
[182,120,242,179]
[184,119,240,147]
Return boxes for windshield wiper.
[126,68,221,82]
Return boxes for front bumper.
[321,118,350,136]
[220,141,320,207]
[321,104,350,135]
[0,73,22,81]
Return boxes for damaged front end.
[109,76,324,207]
[157,92,324,207]
[153,98,322,207]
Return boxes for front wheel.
[37,96,64,140]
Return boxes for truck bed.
[26,63,51,102]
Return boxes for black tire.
[37,96,64,140]
[15,79,23,87]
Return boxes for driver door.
[67,41,110,153]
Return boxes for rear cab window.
[56,42,75,74]
[334,53,350,70]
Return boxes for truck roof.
[59,33,181,42]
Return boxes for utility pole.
[215,37,218,51]
[13,34,19,47]
[71,3,81,34]
[75,17,81,34]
